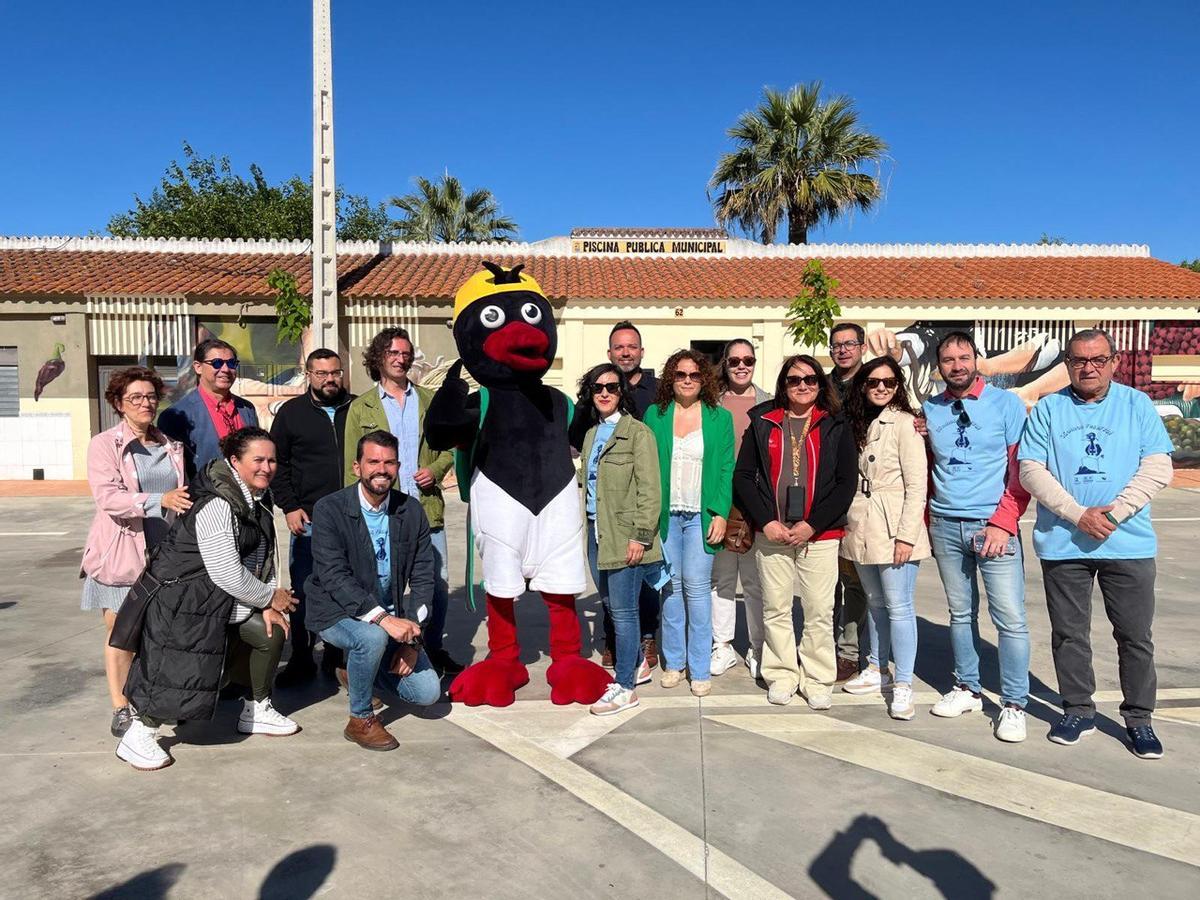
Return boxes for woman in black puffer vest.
[114,427,300,770]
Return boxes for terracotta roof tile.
[2,247,1199,302]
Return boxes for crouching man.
[305,430,442,750]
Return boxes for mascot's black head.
[451,261,556,386]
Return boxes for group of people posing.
[80,318,1174,770]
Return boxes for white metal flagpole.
[312,0,338,352]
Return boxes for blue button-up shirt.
[379,383,421,500]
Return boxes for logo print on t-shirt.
[948,422,973,469]
[1074,430,1108,482]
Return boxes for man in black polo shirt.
[269,348,356,684]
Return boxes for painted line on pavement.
[710,713,1200,868]
[0,531,69,536]
[1155,707,1200,726]
[448,709,793,900]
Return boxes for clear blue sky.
[2,1,1197,262]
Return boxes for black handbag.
[108,551,176,653]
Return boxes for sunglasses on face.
[952,398,971,427]
[201,358,239,371]
[673,370,701,383]
[865,377,898,390]
[785,374,819,388]
[726,356,756,368]
[592,382,621,396]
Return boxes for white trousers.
[711,547,764,653]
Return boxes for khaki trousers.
[754,535,840,694]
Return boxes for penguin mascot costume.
[426,262,611,707]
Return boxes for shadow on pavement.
[810,814,996,899]
[90,863,186,899]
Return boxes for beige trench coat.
[840,409,931,565]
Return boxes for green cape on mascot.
[426,262,611,707]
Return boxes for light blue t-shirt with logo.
[360,490,393,609]
[923,381,1027,521]
[1018,382,1173,560]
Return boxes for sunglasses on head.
[673,370,701,383]
[952,398,971,427]
[726,356,756,368]
[785,374,819,388]
[201,358,239,371]
[592,381,621,396]
[865,377,898,390]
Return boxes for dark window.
[0,347,17,417]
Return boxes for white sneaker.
[995,705,1027,743]
[767,682,795,706]
[889,683,915,720]
[635,656,652,686]
[590,682,639,716]
[745,647,761,681]
[710,643,739,677]
[116,719,172,771]
[930,685,983,718]
[842,665,894,695]
[803,687,834,711]
[237,698,299,736]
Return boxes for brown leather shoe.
[835,657,860,684]
[600,646,615,669]
[334,667,383,711]
[344,715,399,751]
[641,637,659,671]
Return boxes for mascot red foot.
[426,262,611,708]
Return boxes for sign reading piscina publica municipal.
[572,238,727,254]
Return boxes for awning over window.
[86,296,191,356]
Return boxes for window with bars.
[0,347,17,417]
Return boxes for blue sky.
[2,1,1197,262]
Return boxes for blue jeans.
[854,561,920,684]
[588,525,648,690]
[422,528,450,652]
[928,516,1029,707]
[662,512,714,680]
[318,617,442,718]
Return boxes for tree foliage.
[1180,259,1200,273]
[710,82,889,245]
[1037,233,1067,245]
[785,260,842,350]
[389,172,518,243]
[108,143,398,241]
[267,268,310,345]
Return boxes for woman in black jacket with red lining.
[733,354,858,709]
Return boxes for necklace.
[788,413,813,485]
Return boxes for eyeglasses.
[376,537,387,561]
[726,356,756,368]
[308,368,344,380]
[673,371,701,383]
[952,398,971,427]
[384,349,414,359]
[1066,355,1114,370]
[830,340,863,352]
[865,377,898,390]
[201,358,239,371]
[121,393,159,406]
[785,374,820,388]
[592,382,621,396]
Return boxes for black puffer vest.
[124,459,276,722]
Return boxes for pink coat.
[80,421,186,586]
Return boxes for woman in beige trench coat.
[839,357,931,720]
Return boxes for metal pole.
[312,0,338,352]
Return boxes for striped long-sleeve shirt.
[194,467,276,623]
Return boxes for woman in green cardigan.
[643,350,734,696]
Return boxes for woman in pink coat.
[81,367,190,737]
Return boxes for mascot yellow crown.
[453,262,545,323]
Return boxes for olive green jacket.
[342,383,454,528]
[580,414,664,570]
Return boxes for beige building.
[2,228,1199,479]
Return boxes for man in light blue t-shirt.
[1018,329,1174,759]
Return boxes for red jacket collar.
[941,376,986,402]
[762,405,829,427]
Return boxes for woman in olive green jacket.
[578,364,663,716]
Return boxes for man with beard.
[306,430,441,750]
[827,323,870,683]
[923,331,1031,743]
[268,348,356,684]
[343,327,463,677]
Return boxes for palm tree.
[389,173,518,243]
[709,82,888,244]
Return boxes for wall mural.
[33,341,66,401]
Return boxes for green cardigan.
[342,382,454,528]
[642,401,735,554]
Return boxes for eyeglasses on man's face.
[1066,355,1114,370]
[122,393,159,406]
[726,356,756,368]
[308,368,344,380]
[591,381,621,396]
[384,349,414,360]
[673,370,701,383]
[201,357,239,371]
[830,340,863,352]
[785,374,819,388]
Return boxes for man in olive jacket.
[343,327,460,676]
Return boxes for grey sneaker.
[767,683,796,705]
[803,687,834,711]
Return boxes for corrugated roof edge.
[0,235,1153,259]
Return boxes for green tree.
[1037,233,1067,245]
[709,82,888,244]
[389,173,518,243]
[785,260,841,350]
[108,143,398,241]
[1180,259,1200,273]
[267,269,309,345]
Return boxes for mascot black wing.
[426,262,610,708]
